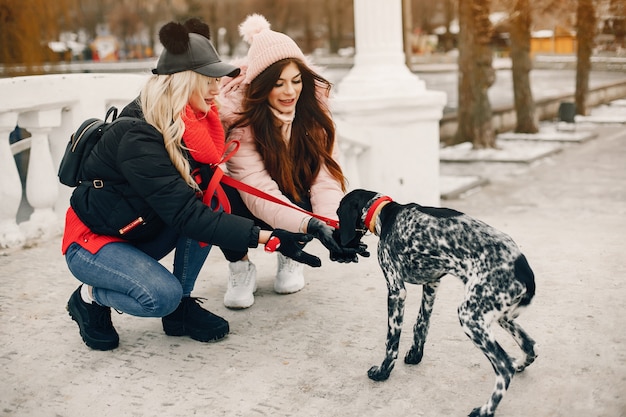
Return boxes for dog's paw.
[514,351,538,373]
[367,366,390,381]
[468,407,494,417]
[404,348,423,365]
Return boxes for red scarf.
[182,104,225,165]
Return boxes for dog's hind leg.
[458,295,516,417]
[367,271,407,382]
[498,317,537,372]
[405,281,440,365]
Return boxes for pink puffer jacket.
[219,61,344,233]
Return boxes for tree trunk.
[509,0,538,133]
[454,0,496,148]
[325,0,339,53]
[575,0,596,116]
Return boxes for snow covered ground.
[439,99,626,200]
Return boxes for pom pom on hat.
[159,22,190,55]
[238,14,306,84]
[153,19,240,78]
[184,17,211,40]
[239,14,270,45]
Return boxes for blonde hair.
[140,71,210,190]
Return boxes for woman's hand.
[307,218,344,252]
[330,228,370,263]
[308,218,368,263]
[262,229,321,267]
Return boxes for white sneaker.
[224,260,257,309]
[274,253,305,294]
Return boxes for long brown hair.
[230,58,346,201]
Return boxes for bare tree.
[575,0,596,116]
[509,0,538,133]
[0,0,77,73]
[324,0,353,54]
[454,0,496,148]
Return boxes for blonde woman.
[62,19,320,351]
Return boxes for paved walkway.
[1,122,625,416]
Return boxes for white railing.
[0,73,372,249]
[0,73,149,248]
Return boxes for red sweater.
[61,207,125,255]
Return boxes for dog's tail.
[514,254,536,306]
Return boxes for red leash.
[220,174,339,229]
[200,140,340,229]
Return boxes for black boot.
[162,297,229,342]
[67,286,119,351]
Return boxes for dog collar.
[364,196,393,235]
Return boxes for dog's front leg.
[368,274,406,381]
[405,281,440,364]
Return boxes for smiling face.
[267,62,302,114]
[189,77,220,114]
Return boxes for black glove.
[266,229,321,268]
[307,218,346,253]
[329,229,370,263]
[308,218,369,263]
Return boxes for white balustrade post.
[18,109,63,241]
[333,0,446,205]
[339,143,364,191]
[0,112,26,248]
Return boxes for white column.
[0,112,26,248]
[333,0,446,205]
[18,109,63,241]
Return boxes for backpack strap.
[78,179,125,188]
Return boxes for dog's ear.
[337,213,358,246]
[337,190,369,246]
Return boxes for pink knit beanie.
[239,14,306,84]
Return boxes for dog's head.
[337,189,381,246]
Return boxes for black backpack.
[58,107,132,187]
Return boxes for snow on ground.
[439,99,626,200]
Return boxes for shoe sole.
[223,289,255,309]
[223,297,254,309]
[163,322,229,343]
[274,286,304,294]
[274,281,305,294]
[66,303,119,351]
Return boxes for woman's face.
[189,77,220,114]
[268,62,302,114]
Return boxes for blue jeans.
[65,230,212,317]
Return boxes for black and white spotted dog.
[337,189,537,417]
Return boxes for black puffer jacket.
[70,101,259,251]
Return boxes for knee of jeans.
[150,286,183,317]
